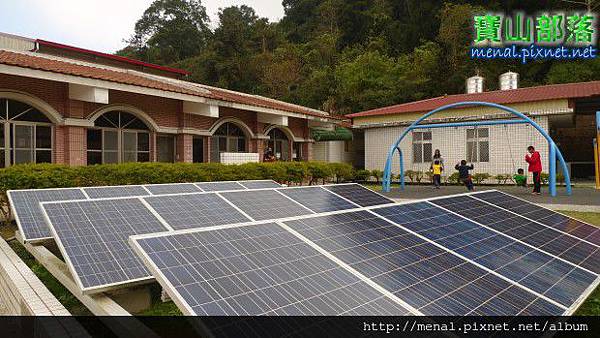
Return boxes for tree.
[118,0,210,65]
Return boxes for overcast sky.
[0,0,284,53]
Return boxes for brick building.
[0,32,340,167]
[349,74,600,181]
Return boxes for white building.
[348,75,600,182]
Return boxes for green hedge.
[0,162,357,192]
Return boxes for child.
[525,145,542,195]
[513,168,527,187]
[455,160,474,191]
[431,159,443,189]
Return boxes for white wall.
[312,141,354,163]
[364,116,550,179]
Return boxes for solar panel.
[474,190,600,246]
[42,198,169,293]
[8,188,88,242]
[219,190,313,220]
[278,186,358,213]
[83,185,150,199]
[431,195,600,275]
[144,183,202,195]
[195,181,246,192]
[144,193,251,230]
[238,180,281,189]
[324,184,393,207]
[283,210,565,315]
[373,202,597,309]
[130,223,412,315]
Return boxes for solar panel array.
[12,181,599,315]
[132,190,600,316]
[9,180,281,242]
[38,184,389,293]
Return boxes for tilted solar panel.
[8,188,88,242]
[219,190,313,220]
[144,193,251,230]
[144,183,202,195]
[42,198,169,293]
[324,184,393,207]
[238,180,281,189]
[130,223,413,315]
[430,195,600,275]
[284,210,565,315]
[373,202,597,309]
[277,186,358,213]
[474,190,600,246]
[83,185,150,199]
[195,181,246,192]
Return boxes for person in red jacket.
[525,145,542,195]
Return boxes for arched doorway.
[267,128,290,161]
[0,98,53,167]
[211,122,247,163]
[87,111,151,165]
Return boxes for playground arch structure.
[382,101,572,197]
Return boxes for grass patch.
[137,300,182,316]
[558,211,600,227]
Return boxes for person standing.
[525,145,542,195]
[430,149,444,188]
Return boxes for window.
[412,131,432,163]
[267,128,289,161]
[0,99,53,167]
[157,135,175,163]
[87,111,150,165]
[467,128,489,162]
[211,123,247,162]
[344,140,352,153]
[293,142,303,161]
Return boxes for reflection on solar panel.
[144,183,202,195]
[130,223,412,315]
[144,193,251,230]
[430,195,600,275]
[284,210,564,315]
[196,182,245,192]
[278,186,358,213]
[324,184,393,207]
[373,202,596,309]
[83,185,150,199]
[219,190,313,220]
[238,180,281,189]
[42,198,169,293]
[8,188,87,242]
[475,190,600,246]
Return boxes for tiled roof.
[347,81,600,118]
[0,49,337,119]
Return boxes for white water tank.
[499,71,519,90]
[466,75,484,94]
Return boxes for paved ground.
[381,185,600,211]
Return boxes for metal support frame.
[595,112,600,189]
[382,101,572,196]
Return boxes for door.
[193,137,204,163]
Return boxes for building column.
[303,142,312,161]
[64,126,87,166]
[176,134,193,163]
[288,140,293,161]
[149,132,157,162]
[256,139,266,162]
[205,136,211,163]
[53,126,66,164]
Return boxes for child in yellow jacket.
[431,159,443,189]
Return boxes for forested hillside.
[117,0,600,115]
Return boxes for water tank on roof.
[466,75,484,94]
[499,71,519,90]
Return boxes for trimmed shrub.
[447,172,460,184]
[472,173,491,185]
[494,174,512,184]
[306,162,333,185]
[370,170,383,184]
[329,163,355,183]
[354,170,371,183]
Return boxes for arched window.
[0,99,53,168]
[267,128,290,161]
[211,122,247,162]
[87,111,150,165]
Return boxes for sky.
[0,0,285,53]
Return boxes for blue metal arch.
[382,101,572,196]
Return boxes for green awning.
[311,127,353,141]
